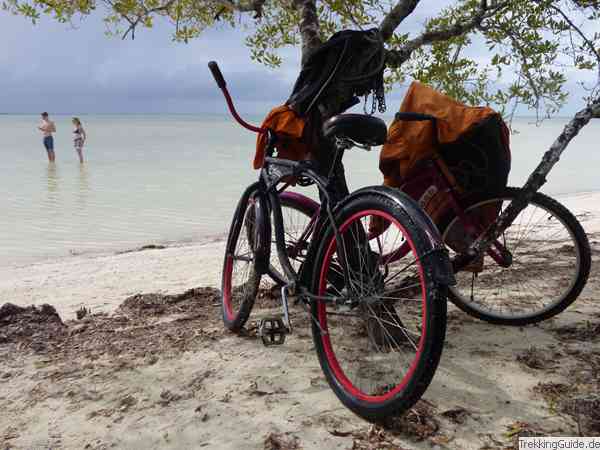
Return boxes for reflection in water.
[46,163,60,206]
[77,165,90,210]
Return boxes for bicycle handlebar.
[207,61,265,134]
[208,61,227,89]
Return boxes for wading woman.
[72,117,86,163]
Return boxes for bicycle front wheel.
[441,187,591,325]
[310,193,447,423]
[221,190,262,332]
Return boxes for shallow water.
[1,114,599,266]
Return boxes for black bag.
[439,114,511,196]
[287,28,386,118]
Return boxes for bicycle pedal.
[258,317,289,346]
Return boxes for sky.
[1,12,297,114]
[0,3,596,115]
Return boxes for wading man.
[38,112,56,162]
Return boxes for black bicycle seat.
[322,114,387,146]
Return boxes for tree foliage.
[3,0,599,117]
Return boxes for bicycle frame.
[256,131,369,291]
[210,56,599,276]
[280,153,513,271]
[398,157,512,266]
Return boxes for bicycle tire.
[310,193,447,422]
[440,187,591,325]
[221,190,263,332]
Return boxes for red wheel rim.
[222,255,235,321]
[317,209,427,403]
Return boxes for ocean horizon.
[2,113,599,266]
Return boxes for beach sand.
[0,241,225,321]
[1,192,599,449]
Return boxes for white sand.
[557,191,600,231]
[0,241,224,320]
[1,191,599,449]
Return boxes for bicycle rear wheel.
[310,193,447,422]
[221,190,263,331]
[441,187,591,325]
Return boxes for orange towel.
[254,105,312,169]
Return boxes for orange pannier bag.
[254,105,312,169]
[377,82,511,271]
[380,81,507,189]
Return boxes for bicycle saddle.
[322,114,387,146]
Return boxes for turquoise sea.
[1,114,599,266]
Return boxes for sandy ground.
[0,241,225,321]
[1,192,600,449]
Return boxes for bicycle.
[275,114,592,326]
[209,61,455,422]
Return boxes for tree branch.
[503,28,541,105]
[112,0,267,40]
[386,0,510,68]
[544,1,600,65]
[102,0,176,40]
[293,0,322,65]
[211,0,266,17]
[379,0,421,42]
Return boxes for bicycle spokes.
[222,199,261,328]
[316,210,427,399]
[445,191,587,323]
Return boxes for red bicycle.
[274,114,591,326]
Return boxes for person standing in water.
[72,117,86,163]
[38,112,56,162]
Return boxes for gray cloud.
[0,3,595,116]
[2,63,292,113]
[0,13,295,113]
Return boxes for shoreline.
[2,189,600,321]
[0,233,228,271]
[3,188,600,271]
[0,239,225,320]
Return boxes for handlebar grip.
[208,61,226,89]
